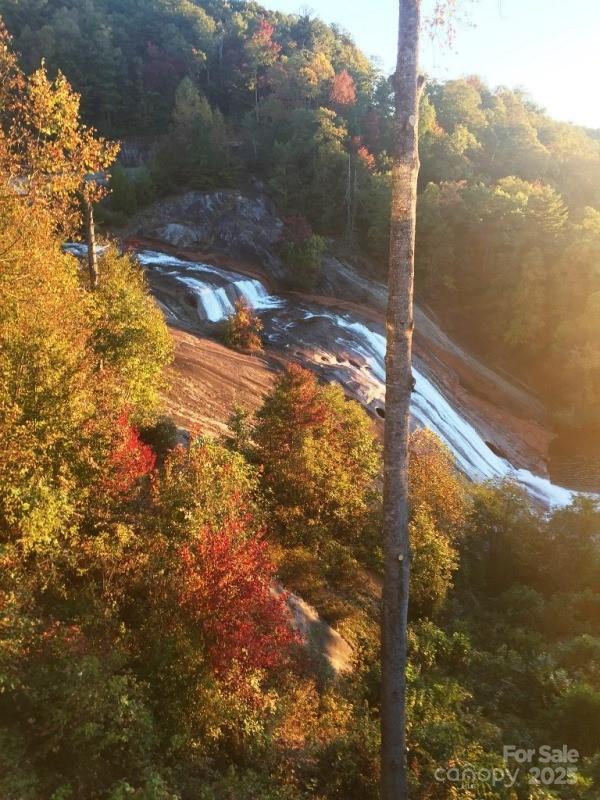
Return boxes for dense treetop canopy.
[1,15,600,798]
[3,0,598,429]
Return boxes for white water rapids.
[65,244,581,508]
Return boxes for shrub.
[90,248,172,426]
[409,506,459,618]
[108,164,157,218]
[153,436,260,538]
[102,412,156,497]
[178,519,300,678]
[109,163,138,215]
[140,416,179,464]
[133,166,157,206]
[553,683,600,756]
[0,624,163,800]
[223,299,263,352]
[409,428,468,541]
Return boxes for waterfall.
[64,244,585,508]
[311,312,574,507]
[135,250,582,507]
[137,250,281,321]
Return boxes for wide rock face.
[320,255,387,311]
[129,189,286,278]
[129,187,391,304]
[123,188,554,480]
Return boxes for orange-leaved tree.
[0,21,118,286]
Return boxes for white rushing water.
[65,245,280,322]
[136,250,281,321]
[63,242,109,258]
[64,244,580,508]
[326,315,574,507]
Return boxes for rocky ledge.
[123,187,552,476]
[124,188,287,279]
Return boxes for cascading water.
[309,314,574,506]
[136,250,281,322]
[64,244,586,508]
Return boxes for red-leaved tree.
[103,413,156,496]
[329,69,357,107]
[178,519,300,677]
[357,144,376,171]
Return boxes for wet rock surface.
[123,245,580,508]
[92,187,591,502]
[125,189,286,279]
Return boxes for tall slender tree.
[0,24,117,287]
[381,1,425,797]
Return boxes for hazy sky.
[261,0,600,129]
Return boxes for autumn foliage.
[103,413,156,496]
[0,23,118,236]
[253,365,381,546]
[279,216,325,290]
[224,298,263,352]
[409,427,468,540]
[329,69,357,107]
[247,19,281,65]
[178,520,299,676]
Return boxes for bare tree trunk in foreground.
[381,0,424,797]
[83,196,99,289]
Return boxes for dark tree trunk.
[345,148,359,246]
[83,197,99,290]
[381,1,424,798]
[345,150,354,245]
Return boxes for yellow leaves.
[1,35,119,235]
[409,505,458,615]
[14,482,76,559]
[300,52,334,90]
[25,67,81,140]
[314,107,346,148]
[409,428,468,541]
[0,197,168,659]
[88,249,172,425]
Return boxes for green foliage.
[90,249,172,426]
[108,164,157,219]
[0,199,105,550]
[109,163,137,215]
[151,77,234,191]
[0,200,175,800]
[411,79,600,430]
[6,1,599,429]
[554,684,600,755]
[3,7,600,798]
[139,417,179,464]
[280,232,326,291]
[415,173,600,428]
[153,435,260,538]
[409,506,458,617]
[407,430,468,617]
[252,365,381,550]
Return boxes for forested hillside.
[1,4,600,798]
[2,0,600,431]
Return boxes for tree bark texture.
[381,1,423,797]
